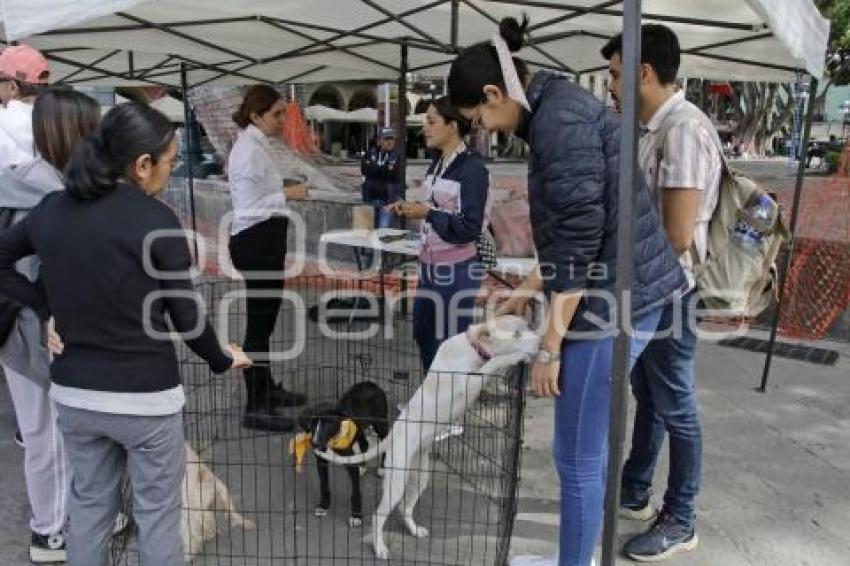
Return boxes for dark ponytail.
[64,102,174,200]
[499,15,527,51]
[33,89,101,172]
[448,15,530,108]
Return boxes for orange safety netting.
[281,99,319,156]
[777,150,850,340]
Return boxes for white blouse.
[227,124,287,235]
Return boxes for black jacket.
[518,72,687,333]
[0,183,232,394]
[361,146,403,202]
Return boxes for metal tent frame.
[8,3,811,87]
[1,1,828,564]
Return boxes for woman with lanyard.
[228,85,309,432]
[388,96,490,371]
[447,17,686,566]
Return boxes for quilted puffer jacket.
[517,71,687,334]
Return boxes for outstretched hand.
[387,201,429,219]
[225,344,253,369]
[384,201,405,215]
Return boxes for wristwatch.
[536,346,558,364]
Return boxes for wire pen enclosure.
[111,275,528,565]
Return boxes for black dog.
[296,382,389,527]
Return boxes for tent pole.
[180,62,200,262]
[398,43,409,199]
[384,84,391,128]
[450,0,459,48]
[602,1,641,564]
[758,75,817,393]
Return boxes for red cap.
[0,45,50,85]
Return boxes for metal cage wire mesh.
[111,275,526,565]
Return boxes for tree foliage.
[720,2,849,156]
[816,0,850,86]
[726,83,794,155]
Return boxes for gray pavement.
[509,336,850,566]
[2,336,849,565]
[0,380,32,566]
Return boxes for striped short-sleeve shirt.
[638,90,722,290]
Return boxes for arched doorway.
[347,88,378,156]
[308,86,344,155]
[308,85,343,109]
[348,89,377,111]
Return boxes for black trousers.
[229,217,288,401]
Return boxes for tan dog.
[182,444,255,559]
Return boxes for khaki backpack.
[654,112,790,318]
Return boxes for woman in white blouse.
[228,85,308,432]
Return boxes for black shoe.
[243,405,296,432]
[268,382,306,407]
[244,366,306,408]
[623,510,698,562]
[15,429,24,448]
[619,486,655,521]
[30,531,66,563]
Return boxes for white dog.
[182,444,255,559]
[318,315,539,560]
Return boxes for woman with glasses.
[447,17,686,566]
[389,96,491,371]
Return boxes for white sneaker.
[30,531,66,564]
[509,556,556,566]
[509,555,595,566]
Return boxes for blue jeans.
[369,198,395,229]
[554,308,663,566]
[622,292,702,528]
[412,258,482,371]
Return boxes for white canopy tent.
[0,2,832,565]
[304,105,381,123]
[305,105,426,126]
[0,0,830,88]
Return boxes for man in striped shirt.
[603,24,722,562]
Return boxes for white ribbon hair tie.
[491,34,531,111]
